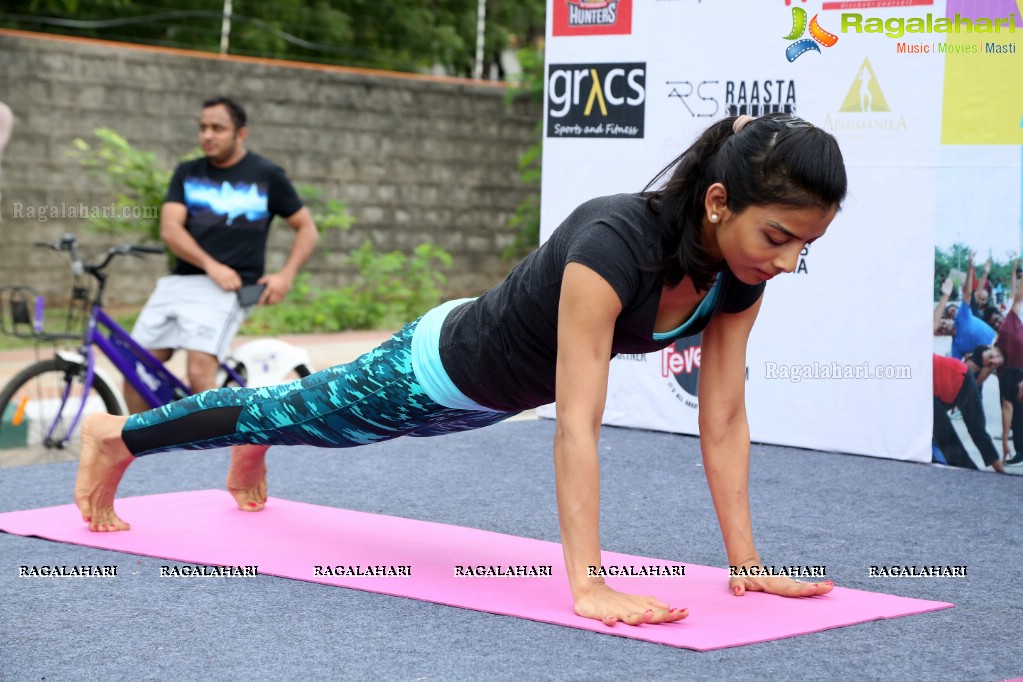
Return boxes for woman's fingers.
[729,576,835,597]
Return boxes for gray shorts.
[131,275,249,360]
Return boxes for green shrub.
[70,128,176,244]
[243,240,452,333]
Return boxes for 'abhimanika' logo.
[821,57,907,134]
[839,58,890,113]
[783,2,839,62]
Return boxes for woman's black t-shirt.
[439,193,765,412]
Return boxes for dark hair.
[970,345,990,367]
[983,307,1002,327]
[202,96,247,130]
[644,113,848,290]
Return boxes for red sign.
[552,0,633,37]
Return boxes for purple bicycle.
[0,234,311,449]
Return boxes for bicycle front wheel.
[0,357,123,450]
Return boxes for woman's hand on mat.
[573,582,688,627]
[729,574,834,598]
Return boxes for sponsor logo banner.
[666,78,798,118]
[552,0,633,37]
[547,63,646,138]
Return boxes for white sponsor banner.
[540,0,1020,462]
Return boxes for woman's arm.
[1011,264,1023,317]
[963,250,975,305]
[698,295,831,598]
[976,258,991,300]
[934,277,952,335]
[554,263,687,626]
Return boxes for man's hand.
[256,272,294,305]
[573,582,688,627]
[206,262,242,291]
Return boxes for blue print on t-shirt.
[184,178,269,226]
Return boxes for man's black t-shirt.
[439,193,766,412]
[165,152,303,284]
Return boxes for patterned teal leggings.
[122,321,516,457]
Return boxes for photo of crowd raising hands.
[933,248,1023,473]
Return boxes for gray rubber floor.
[1,420,1020,681]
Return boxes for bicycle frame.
[52,303,246,445]
[4,236,310,449]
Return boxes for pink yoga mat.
[0,490,953,650]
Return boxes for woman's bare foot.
[75,413,134,532]
[573,582,689,627]
[226,444,269,511]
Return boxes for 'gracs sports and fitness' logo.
[783,1,839,61]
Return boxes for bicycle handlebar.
[33,233,77,251]
[33,234,165,275]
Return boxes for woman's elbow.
[698,402,747,437]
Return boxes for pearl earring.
[710,214,719,223]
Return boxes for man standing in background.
[124,96,318,413]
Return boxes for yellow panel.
[941,2,1023,145]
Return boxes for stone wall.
[0,29,540,307]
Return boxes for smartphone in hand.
[237,284,266,307]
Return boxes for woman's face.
[705,190,837,286]
[985,347,1005,368]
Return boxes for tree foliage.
[1,0,545,77]
[934,243,1019,302]
[502,44,544,260]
